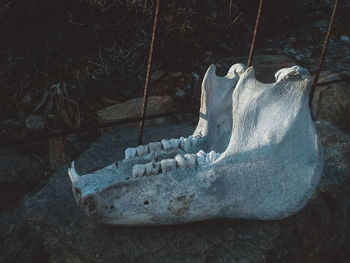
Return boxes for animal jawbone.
[68,63,323,226]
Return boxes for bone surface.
[68,63,323,226]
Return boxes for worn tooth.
[160,159,177,173]
[161,139,172,152]
[191,136,200,147]
[175,154,186,168]
[125,147,137,159]
[161,139,179,152]
[208,151,218,163]
[151,162,160,175]
[170,138,180,149]
[125,148,131,159]
[132,164,146,178]
[149,142,162,153]
[143,153,152,161]
[145,162,152,175]
[184,153,197,167]
[136,145,149,157]
[180,137,185,150]
[155,149,166,159]
[180,136,191,152]
[205,153,211,164]
[196,150,207,166]
[145,162,160,175]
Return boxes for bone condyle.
[68,63,323,226]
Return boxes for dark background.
[1,0,349,125]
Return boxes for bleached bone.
[68,64,323,226]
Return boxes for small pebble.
[175,88,185,98]
[340,35,350,43]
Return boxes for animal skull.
[68,63,323,225]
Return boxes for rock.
[313,20,328,28]
[311,71,350,134]
[25,115,46,130]
[20,94,31,104]
[175,88,185,97]
[191,72,200,83]
[0,149,47,211]
[151,70,164,82]
[97,96,174,126]
[167,71,182,79]
[340,35,350,43]
[1,121,350,262]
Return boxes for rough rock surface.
[97,96,174,126]
[311,71,350,134]
[1,121,350,262]
[0,149,47,211]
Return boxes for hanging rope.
[138,0,161,145]
[309,0,339,107]
[247,0,263,68]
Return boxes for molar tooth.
[196,150,207,166]
[205,153,211,164]
[149,142,162,153]
[161,139,172,152]
[132,164,146,178]
[143,153,152,162]
[208,151,218,163]
[145,162,152,175]
[180,137,185,150]
[180,136,191,152]
[160,159,177,173]
[151,162,161,175]
[145,162,160,176]
[136,145,149,157]
[175,154,186,168]
[125,147,137,159]
[155,149,166,159]
[184,153,197,167]
[191,136,200,147]
[170,138,180,149]
[146,161,160,175]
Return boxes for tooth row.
[180,136,199,152]
[131,150,221,178]
[125,135,201,160]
